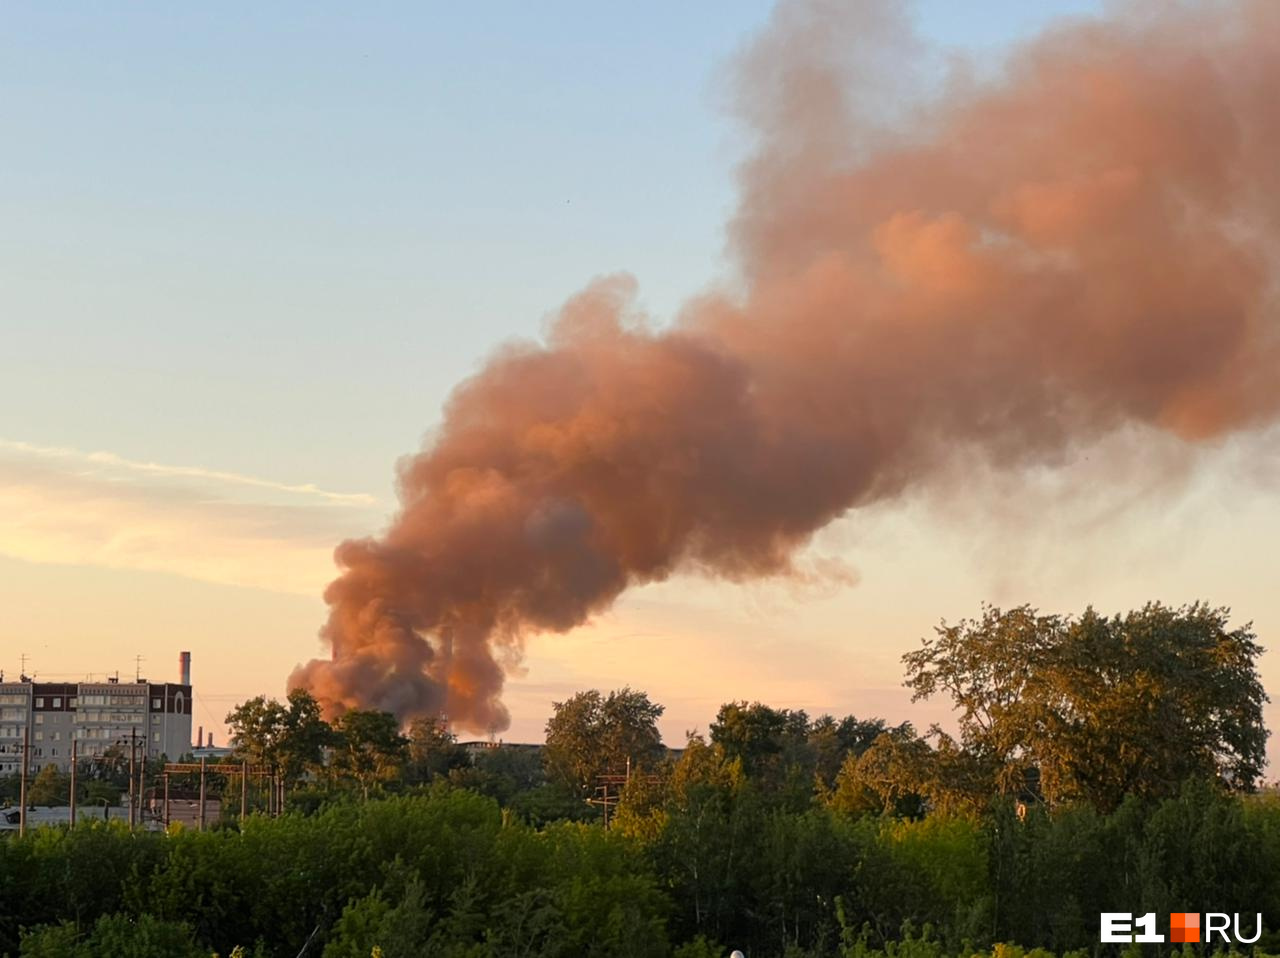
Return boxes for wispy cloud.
[0,439,384,594]
[0,438,377,506]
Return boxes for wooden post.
[128,728,136,828]
[163,772,170,827]
[69,740,77,827]
[197,757,207,831]
[240,760,248,821]
[139,752,147,825]
[18,723,29,837]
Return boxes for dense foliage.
[902,603,1269,809]
[4,782,1280,957]
[1,602,1271,957]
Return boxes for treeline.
[0,601,1274,958]
[5,782,1280,957]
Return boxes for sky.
[6,1,1280,762]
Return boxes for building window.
[152,698,161,709]
[52,697,61,708]
[52,748,57,756]
[152,714,160,724]
[34,731,43,741]
[34,698,43,708]
[152,732,160,742]
[35,714,43,725]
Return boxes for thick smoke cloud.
[291,0,1280,731]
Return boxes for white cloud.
[0,438,377,505]
[0,439,384,594]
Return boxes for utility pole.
[19,723,29,837]
[69,740,77,827]
[240,760,248,820]
[198,757,207,831]
[163,772,170,827]
[128,728,137,828]
[139,751,147,826]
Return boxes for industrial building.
[0,652,194,775]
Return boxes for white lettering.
[1101,913,1133,943]
[1205,913,1231,942]
[1234,914,1262,944]
[1134,913,1165,943]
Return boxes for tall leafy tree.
[225,689,331,786]
[903,602,1268,809]
[809,713,905,788]
[709,701,812,792]
[405,716,469,783]
[330,709,409,800]
[28,766,68,807]
[226,696,287,767]
[544,687,665,796]
[278,689,333,784]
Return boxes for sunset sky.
[6,1,1280,762]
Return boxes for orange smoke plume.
[291,0,1280,730]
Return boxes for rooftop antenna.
[19,653,28,681]
[135,655,144,682]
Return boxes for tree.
[809,713,904,789]
[226,689,331,787]
[278,689,333,784]
[903,602,1269,810]
[544,687,665,796]
[226,695,287,766]
[330,710,409,800]
[709,702,820,805]
[405,717,469,783]
[28,765,67,807]
[829,726,988,818]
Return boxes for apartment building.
[0,652,194,775]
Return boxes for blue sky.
[3,1,1101,493]
[21,1,1279,757]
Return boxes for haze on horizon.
[4,1,1280,763]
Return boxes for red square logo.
[1171,913,1200,943]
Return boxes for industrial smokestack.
[179,651,191,687]
[196,725,203,751]
[291,0,1280,731]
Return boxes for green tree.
[830,726,987,818]
[28,765,68,806]
[543,687,665,797]
[225,696,286,765]
[709,702,819,804]
[710,702,810,778]
[903,602,1269,810]
[19,913,206,958]
[406,717,470,784]
[809,714,900,789]
[331,710,409,800]
[226,689,331,787]
[278,688,332,783]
